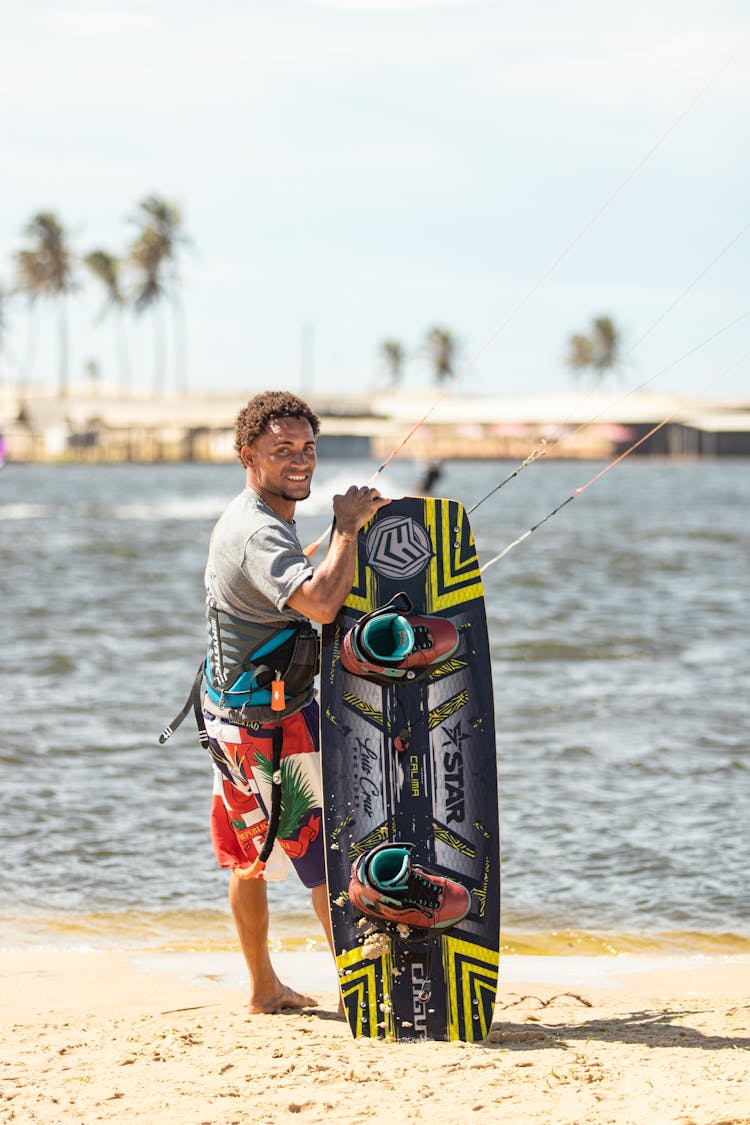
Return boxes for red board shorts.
[204,699,325,888]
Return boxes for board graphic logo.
[410,961,429,1033]
[366,516,433,579]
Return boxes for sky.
[0,0,748,400]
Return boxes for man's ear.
[240,444,254,469]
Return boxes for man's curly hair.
[234,391,321,461]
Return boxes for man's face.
[242,415,317,505]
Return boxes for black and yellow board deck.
[321,496,500,1042]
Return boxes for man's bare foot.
[247,982,317,1014]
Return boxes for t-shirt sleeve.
[242,522,313,611]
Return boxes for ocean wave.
[112,496,228,521]
[0,503,51,519]
[106,472,404,522]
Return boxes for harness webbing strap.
[159,666,285,877]
[259,721,283,864]
[159,614,319,878]
[159,662,208,747]
[234,720,284,880]
[159,668,287,878]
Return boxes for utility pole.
[301,324,314,396]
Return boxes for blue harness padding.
[203,627,296,709]
[160,614,318,749]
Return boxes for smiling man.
[201,390,389,1014]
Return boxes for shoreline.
[2,949,748,1124]
[125,947,750,996]
[3,905,749,958]
[4,947,750,1006]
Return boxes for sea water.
[1,457,748,954]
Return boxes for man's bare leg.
[312,882,345,1017]
[312,882,334,953]
[229,874,316,1013]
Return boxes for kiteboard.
[321,495,500,1042]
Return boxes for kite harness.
[159,597,319,875]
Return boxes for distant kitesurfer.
[416,460,442,495]
[196,391,389,1014]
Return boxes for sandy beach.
[2,950,748,1124]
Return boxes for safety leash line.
[479,348,750,572]
[368,35,749,463]
[627,220,750,356]
[370,33,748,479]
[512,219,750,469]
[303,38,748,558]
[468,305,750,517]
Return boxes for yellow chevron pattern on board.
[432,822,477,859]
[346,534,378,614]
[341,692,385,727]
[348,821,394,861]
[431,656,469,679]
[441,935,500,1042]
[337,945,395,1040]
[428,690,469,730]
[424,498,483,613]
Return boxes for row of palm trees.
[379,316,623,389]
[378,327,461,388]
[0,196,188,396]
[2,200,621,399]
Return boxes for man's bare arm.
[288,486,390,623]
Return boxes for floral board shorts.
[204,699,325,888]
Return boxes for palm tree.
[85,250,131,392]
[379,338,406,388]
[565,315,623,385]
[0,282,16,382]
[15,212,77,396]
[424,326,459,385]
[128,195,188,394]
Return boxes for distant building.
[1,385,749,462]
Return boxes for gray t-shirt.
[205,487,313,627]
